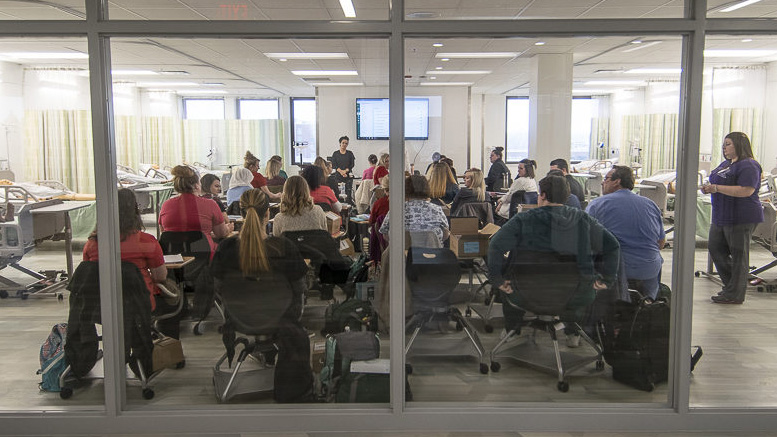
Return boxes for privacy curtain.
[710,67,766,166]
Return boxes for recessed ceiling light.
[419,82,472,86]
[435,52,518,59]
[719,0,763,13]
[535,42,546,46]
[178,90,228,95]
[433,43,444,48]
[742,38,753,42]
[112,70,158,76]
[573,89,617,94]
[279,58,287,62]
[425,70,491,75]
[624,68,682,74]
[435,67,443,70]
[430,76,437,80]
[406,11,439,19]
[158,70,190,76]
[307,82,364,86]
[264,52,349,59]
[0,52,88,60]
[202,82,225,86]
[339,0,356,18]
[622,41,662,52]
[585,80,647,86]
[441,58,450,62]
[137,81,198,87]
[704,49,777,57]
[631,40,643,44]
[292,70,358,76]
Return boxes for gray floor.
[2,234,777,411]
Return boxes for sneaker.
[566,333,581,348]
[711,295,743,304]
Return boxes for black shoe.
[711,295,743,304]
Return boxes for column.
[529,53,573,175]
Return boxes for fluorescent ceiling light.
[425,70,491,75]
[202,82,225,86]
[112,70,158,76]
[339,0,356,18]
[292,70,358,76]
[178,90,228,95]
[307,82,364,86]
[264,52,348,59]
[622,41,662,53]
[535,42,546,46]
[435,52,517,59]
[625,68,682,74]
[704,49,777,57]
[432,43,444,48]
[573,89,616,94]
[158,70,190,75]
[720,0,763,12]
[585,80,646,86]
[419,82,472,86]
[1,52,88,60]
[137,81,198,87]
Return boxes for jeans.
[708,222,756,302]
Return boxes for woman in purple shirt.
[701,132,763,304]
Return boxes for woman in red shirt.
[159,165,232,258]
[302,165,342,213]
[244,150,281,200]
[373,153,389,185]
[83,188,167,311]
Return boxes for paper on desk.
[164,254,184,263]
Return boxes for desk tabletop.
[165,256,194,269]
[31,200,93,213]
[569,172,597,178]
[634,183,657,190]
[134,185,174,193]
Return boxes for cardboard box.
[325,211,342,236]
[356,281,378,301]
[152,336,185,372]
[339,238,355,256]
[311,339,327,373]
[449,218,500,258]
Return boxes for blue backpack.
[37,323,69,392]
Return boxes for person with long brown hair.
[210,188,313,402]
[244,150,281,200]
[159,165,232,258]
[427,161,459,205]
[272,175,327,236]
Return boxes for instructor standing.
[331,135,355,204]
[701,131,763,304]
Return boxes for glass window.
[707,0,777,18]
[108,0,388,20]
[406,0,684,20]
[238,99,279,120]
[183,99,225,120]
[505,97,529,163]
[291,97,317,165]
[571,97,601,162]
[0,37,100,410]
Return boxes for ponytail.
[238,189,271,275]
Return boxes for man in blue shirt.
[586,165,665,299]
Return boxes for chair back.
[316,202,333,213]
[637,180,668,215]
[586,173,603,198]
[158,230,210,259]
[216,272,293,336]
[406,247,461,309]
[452,201,493,229]
[404,230,442,249]
[753,201,777,252]
[503,250,584,317]
[508,190,525,218]
[283,229,350,283]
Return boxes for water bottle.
[502,172,509,190]
[338,182,347,200]
[362,237,369,253]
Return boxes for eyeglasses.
[603,176,615,181]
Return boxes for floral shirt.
[379,199,448,243]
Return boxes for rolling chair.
[748,201,777,291]
[586,172,603,199]
[61,261,177,400]
[489,250,604,392]
[283,229,350,300]
[508,190,539,219]
[404,245,489,375]
[212,272,295,402]
[451,201,493,229]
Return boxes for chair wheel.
[694,271,701,277]
[479,363,489,374]
[142,388,155,399]
[465,308,472,317]
[20,292,28,300]
[57,293,64,302]
[557,381,569,392]
[59,387,73,399]
[405,363,413,375]
[455,321,463,331]
[176,360,186,369]
[193,323,204,336]
[0,290,8,299]
[484,297,491,305]
[484,324,494,333]
[490,361,501,372]
[596,360,605,370]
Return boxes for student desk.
[30,200,92,279]
[134,185,174,238]
[165,256,194,269]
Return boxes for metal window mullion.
[388,0,406,416]
[86,0,124,417]
[671,0,707,414]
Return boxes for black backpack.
[340,253,371,299]
[321,298,377,335]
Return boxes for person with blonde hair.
[272,175,328,236]
[159,165,232,258]
[372,153,389,185]
[264,157,286,187]
[210,188,313,402]
[244,150,281,200]
[450,168,487,216]
[427,161,459,205]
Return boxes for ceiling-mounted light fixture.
[425,70,492,75]
[435,52,517,59]
[0,52,88,60]
[704,49,777,57]
[339,0,356,17]
[264,52,349,59]
[719,0,763,12]
[622,41,662,53]
[307,82,364,86]
[292,70,358,76]
[624,68,682,74]
[420,82,472,86]
[535,42,546,46]
[433,43,444,48]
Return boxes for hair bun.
[171,165,194,178]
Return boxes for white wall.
[765,62,777,172]
[0,61,24,179]
[317,86,468,177]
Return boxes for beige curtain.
[115,115,140,170]
[620,113,678,177]
[589,117,610,161]
[222,119,286,166]
[141,116,183,168]
[24,110,95,193]
[711,108,764,165]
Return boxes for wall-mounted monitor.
[356,98,429,140]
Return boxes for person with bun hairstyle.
[496,158,539,219]
[363,154,378,181]
[159,165,232,258]
[210,188,313,402]
[450,168,487,216]
[485,147,511,192]
[244,150,281,200]
[272,175,328,236]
